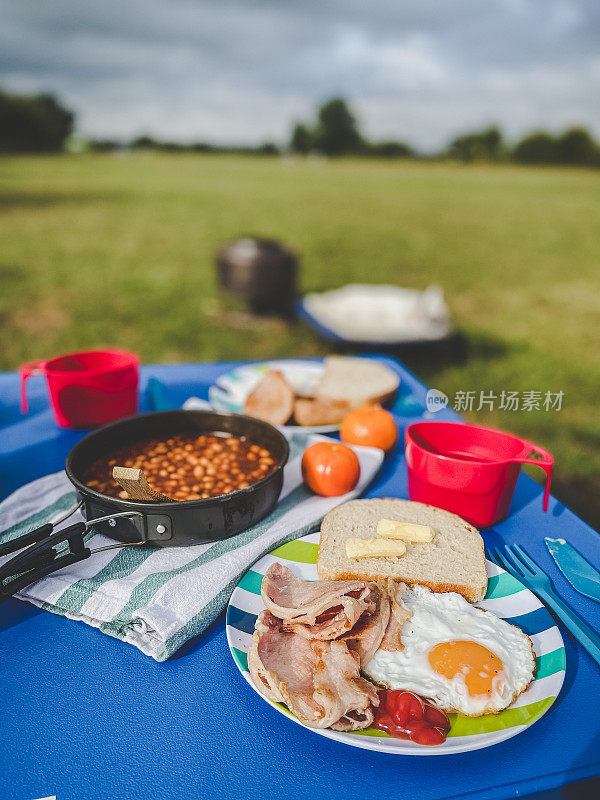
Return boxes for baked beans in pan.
[82,432,277,501]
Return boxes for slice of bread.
[243,370,294,426]
[293,396,357,426]
[315,357,399,407]
[317,499,487,602]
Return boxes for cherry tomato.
[389,691,424,726]
[372,709,396,734]
[409,722,447,746]
[423,702,452,734]
[372,689,451,746]
[340,405,398,453]
[301,442,360,497]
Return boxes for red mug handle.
[20,360,48,414]
[514,439,554,512]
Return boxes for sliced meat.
[339,583,391,666]
[248,611,323,721]
[247,612,287,704]
[313,640,379,731]
[261,562,379,639]
[248,611,379,730]
[293,396,354,427]
[243,370,294,426]
[333,709,375,731]
[377,580,412,653]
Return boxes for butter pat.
[346,537,407,559]
[376,519,434,543]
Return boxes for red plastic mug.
[405,421,553,528]
[20,350,140,429]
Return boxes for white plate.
[297,285,452,345]
[209,360,339,433]
[226,532,566,755]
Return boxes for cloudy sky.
[1,0,598,150]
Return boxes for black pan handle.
[0,522,55,558]
[0,521,91,604]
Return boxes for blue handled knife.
[545,538,600,603]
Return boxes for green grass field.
[1,154,599,527]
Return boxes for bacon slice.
[248,612,322,718]
[377,580,412,654]
[338,582,391,666]
[248,611,379,730]
[314,641,379,731]
[243,370,294,426]
[261,562,379,640]
[249,566,414,732]
[293,396,354,427]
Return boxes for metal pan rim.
[65,409,290,510]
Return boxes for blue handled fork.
[487,543,600,667]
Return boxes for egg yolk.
[428,640,504,697]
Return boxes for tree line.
[0,88,598,167]
[290,99,600,166]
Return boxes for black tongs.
[0,521,89,603]
[0,511,143,604]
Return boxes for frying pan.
[0,410,289,604]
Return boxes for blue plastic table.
[1,358,599,800]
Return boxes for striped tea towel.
[0,432,383,661]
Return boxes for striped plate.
[208,360,340,434]
[226,531,566,755]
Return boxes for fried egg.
[365,585,535,716]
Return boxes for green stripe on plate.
[350,727,392,738]
[448,696,555,736]
[270,540,318,564]
[274,701,293,717]
[216,396,239,411]
[484,571,524,600]
[536,648,566,679]
[238,570,264,595]
[351,696,555,739]
[232,647,248,672]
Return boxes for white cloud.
[331,28,448,91]
[0,0,598,150]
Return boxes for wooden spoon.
[112,466,172,502]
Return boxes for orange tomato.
[301,442,360,497]
[340,405,398,452]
